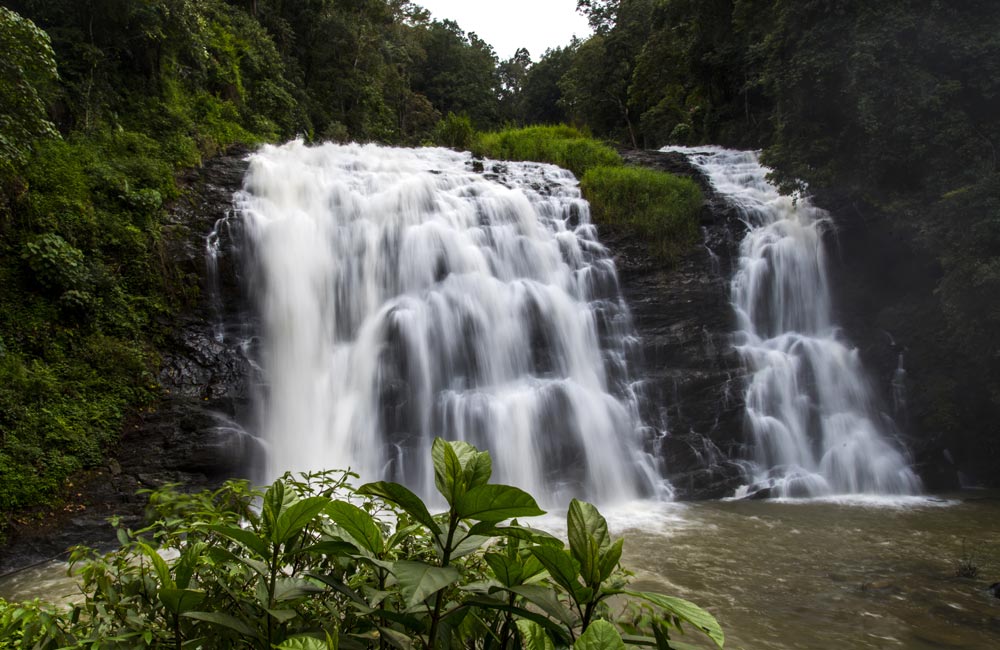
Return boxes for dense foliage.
[0,440,725,649]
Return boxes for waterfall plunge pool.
[4,493,998,649]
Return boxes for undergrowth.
[0,439,725,650]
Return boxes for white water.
[235,141,666,504]
[664,146,920,497]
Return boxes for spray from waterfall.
[234,141,667,505]
[664,146,920,497]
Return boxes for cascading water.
[664,146,920,497]
[234,141,666,504]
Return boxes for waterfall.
[664,146,920,497]
[234,141,665,504]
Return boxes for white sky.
[416,0,592,61]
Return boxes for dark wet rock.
[613,149,748,499]
[990,583,1000,599]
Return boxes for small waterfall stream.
[234,141,666,504]
[666,146,920,497]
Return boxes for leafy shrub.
[581,166,703,263]
[474,125,622,177]
[434,112,476,150]
[0,440,725,650]
[21,233,89,293]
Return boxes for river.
[4,494,998,648]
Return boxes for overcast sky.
[416,0,592,61]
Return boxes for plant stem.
[426,513,458,648]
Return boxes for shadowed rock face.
[612,150,748,498]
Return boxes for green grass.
[581,165,703,263]
[469,125,703,263]
[472,124,622,177]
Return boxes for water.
[664,146,921,498]
[234,141,664,504]
[623,494,1000,650]
[6,495,999,649]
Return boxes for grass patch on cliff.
[463,124,704,264]
[581,165,703,263]
[471,124,622,177]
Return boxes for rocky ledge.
[610,150,748,498]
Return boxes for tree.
[0,6,58,175]
[498,47,532,123]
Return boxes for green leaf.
[295,541,360,558]
[599,538,624,582]
[450,533,491,560]
[175,543,205,589]
[273,496,330,544]
[432,438,467,505]
[463,595,572,644]
[507,584,578,627]
[183,611,256,636]
[326,501,384,555]
[515,620,556,650]
[574,620,625,650]
[158,588,205,615]
[454,484,545,522]
[386,524,423,551]
[484,552,522,587]
[276,637,330,650]
[309,573,370,609]
[357,481,441,535]
[274,577,326,602]
[263,480,292,532]
[267,608,299,623]
[464,450,492,489]
[207,546,269,577]
[568,499,610,585]
[392,560,460,608]
[530,546,582,598]
[204,524,270,558]
[468,522,563,547]
[137,542,174,590]
[622,590,725,649]
[376,626,414,649]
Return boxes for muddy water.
[617,494,1000,649]
[3,494,999,648]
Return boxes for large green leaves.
[272,496,330,544]
[484,552,523,588]
[574,620,625,649]
[325,501,384,555]
[357,481,441,535]
[567,499,610,585]
[431,438,494,505]
[516,620,556,650]
[392,561,460,608]
[623,590,725,649]
[204,524,270,558]
[158,588,205,615]
[183,611,256,636]
[530,546,583,597]
[454,484,545,522]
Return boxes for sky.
[415,0,592,61]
